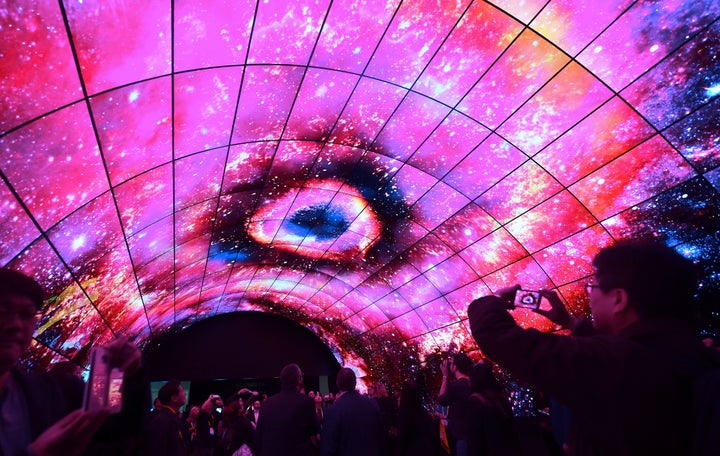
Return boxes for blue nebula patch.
[285,205,350,239]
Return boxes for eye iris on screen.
[287,205,350,239]
[247,178,383,261]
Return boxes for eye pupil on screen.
[287,205,351,239]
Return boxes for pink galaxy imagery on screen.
[0,0,719,375]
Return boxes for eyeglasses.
[584,283,602,295]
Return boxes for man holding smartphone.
[0,268,146,456]
[437,352,473,456]
[467,240,718,455]
[195,393,223,456]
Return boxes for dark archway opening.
[142,311,342,405]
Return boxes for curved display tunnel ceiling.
[2,0,720,379]
[142,311,341,381]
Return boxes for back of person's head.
[336,367,357,392]
[280,363,303,391]
[237,390,254,404]
[0,268,45,308]
[158,379,182,405]
[469,362,501,393]
[452,352,473,376]
[222,398,241,422]
[592,240,697,320]
[399,380,423,408]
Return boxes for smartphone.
[513,289,542,309]
[82,347,124,413]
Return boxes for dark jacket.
[320,390,385,456]
[255,389,319,456]
[468,295,718,456]
[437,377,471,444]
[14,369,81,445]
[195,409,218,449]
[396,402,443,456]
[460,391,519,456]
[229,414,256,454]
[140,406,190,456]
[13,366,147,455]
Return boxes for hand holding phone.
[82,347,124,413]
[29,408,110,456]
[513,289,542,309]
[534,289,574,328]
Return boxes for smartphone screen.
[513,289,542,309]
[82,347,124,413]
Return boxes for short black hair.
[592,240,697,320]
[0,268,45,309]
[280,363,303,390]
[452,353,473,376]
[469,362,501,393]
[158,379,182,405]
[336,367,356,392]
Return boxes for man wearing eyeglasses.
[467,240,719,456]
[0,268,146,456]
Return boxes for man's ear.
[610,288,641,331]
[611,288,631,314]
[608,288,628,313]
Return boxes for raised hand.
[493,284,521,308]
[103,336,142,375]
[534,289,572,328]
[28,408,110,456]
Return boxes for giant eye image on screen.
[1,0,719,381]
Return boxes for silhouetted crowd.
[145,361,514,456]
[3,240,720,455]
